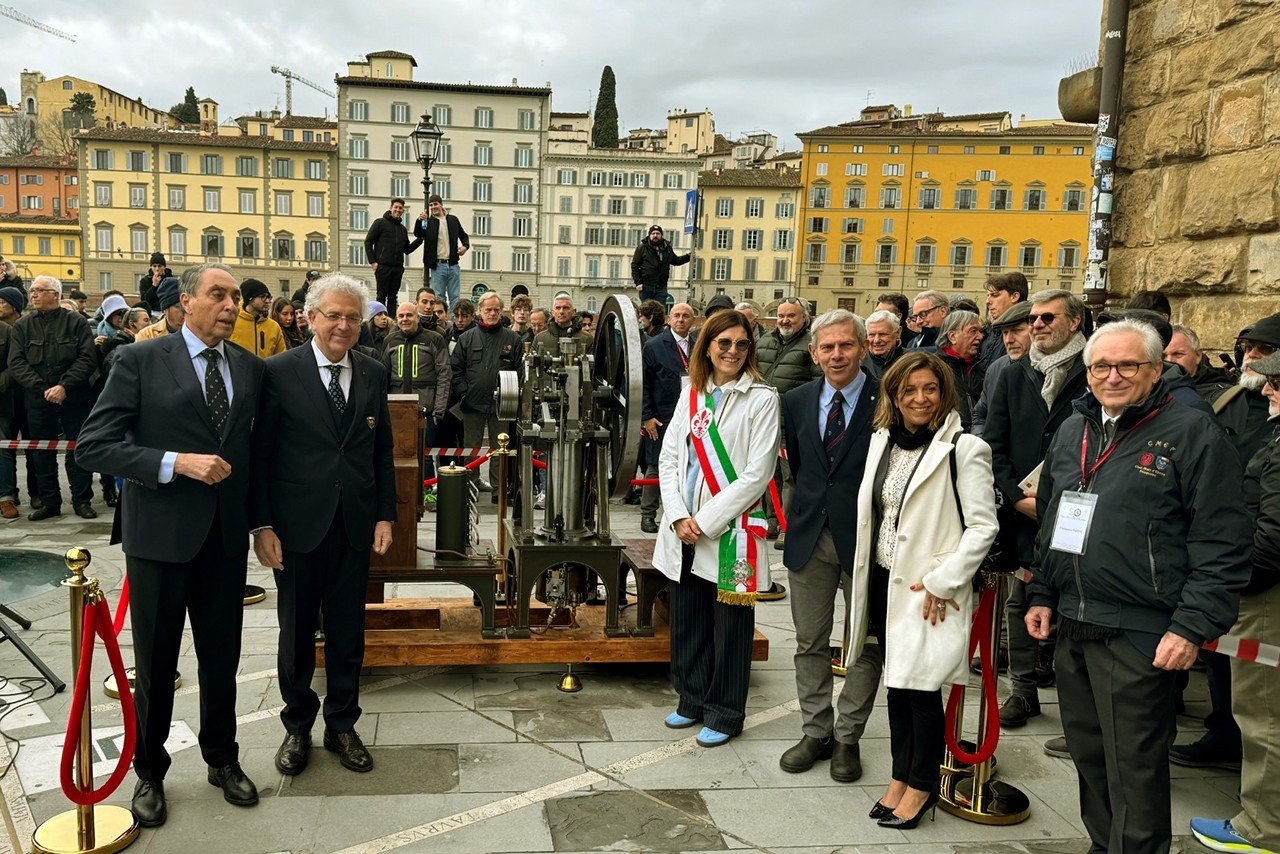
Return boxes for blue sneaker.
[1189,817,1273,853]
[664,711,698,729]
[695,726,731,748]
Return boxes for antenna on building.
[864,89,873,107]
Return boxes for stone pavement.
[0,479,1237,853]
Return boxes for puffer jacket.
[1029,380,1252,645]
[383,325,449,419]
[228,309,287,358]
[756,324,820,396]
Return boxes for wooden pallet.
[318,597,770,668]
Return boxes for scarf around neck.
[1028,331,1086,407]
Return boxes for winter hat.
[704,294,736,316]
[1248,349,1280,379]
[305,269,321,281]
[369,301,388,318]
[240,278,270,304]
[157,276,181,311]
[1122,309,1173,348]
[1240,313,1280,348]
[99,294,129,320]
[0,286,26,315]
[648,224,664,235]
[148,252,166,267]
[991,301,1032,330]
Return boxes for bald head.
[669,302,693,337]
[396,301,420,333]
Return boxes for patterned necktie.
[201,349,229,435]
[327,364,346,414]
[1102,419,1116,447]
[824,390,846,457]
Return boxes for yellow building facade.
[77,127,338,296]
[694,169,802,311]
[796,107,1092,314]
[0,215,81,284]
[21,71,171,143]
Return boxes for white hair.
[1084,319,1164,366]
[304,273,370,318]
[477,291,504,310]
[866,309,901,331]
[31,275,62,297]
[810,308,867,345]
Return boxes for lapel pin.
[367,416,376,429]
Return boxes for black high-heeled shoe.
[868,800,894,820]
[876,791,939,829]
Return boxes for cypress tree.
[169,87,201,124]
[591,66,619,149]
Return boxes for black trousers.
[886,687,944,791]
[374,264,405,308]
[126,518,247,781]
[26,396,93,507]
[1200,650,1241,750]
[1056,633,1176,854]
[669,544,755,735]
[275,507,370,736]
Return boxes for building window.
[711,258,732,281]
[712,229,733,250]
[887,144,900,154]
[606,225,626,246]
[130,228,147,255]
[986,245,1006,269]
[273,158,293,179]
[951,244,971,267]
[165,186,186,211]
[926,145,939,155]
[1020,245,1041,269]
[715,197,734,217]
[806,243,827,264]
[559,196,572,214]
[203,188,220,211]
[127,150,147,172]
[168,228,186,257]
[842,243,861,265]
[557,168,576,185]
[588,171,605,186]
[436,141,452,163]
[512,248,532,272]
[1073,146,1086,156]
[631,197,645,217]
[1024,188,1045,211]
[776,201,795,219]
[514,145,534,168]
[390,139,410,161]
[845,163,868,176]
[918,187,939,209]
[307,194,324,217]
[474,107,493,128]
[473,142,492,166]
[557,225,571,244]
[606,172,624,187]
[556,256,571,277]
[816,163,828,176]
[305,238,326,262]
[999,145,1011,155]
[513,213,533,237]
[882,163,905,177]
[518,109,536,131]
[167,152,185,173]
[238,190,256,214]
[64,239,76,256]
[842,218,863,234]
[390,173,410,198]
[473,179,492,202]
[743,229,763,250]
[915,243,935,267]
[471,246,491,270]
[94,183,112,206]
[607,197,626,216]
[1063,188,1085,211]
[632,172,649,188]
[391,102,410,124]
[845,187,865,209]
[964,145,976,155]
[1058,245,1079,268]
[1033,145,1045,155]
[809,187,829,208]
[238,234,259,259]
[585,225,604,246]
[434,105,452,126]
[274,235,294,260]
[472,211,491,236]
[305,160,325,180]
[977,169,996,182]
[875,243,896,265]
[883,218,894,234]
[274,192,292,215]
[955,187,977,210]
[433,175,451,199]
[990,188,1012,210]
[350,136,369,159]
[773,230,793,250]
[588,196,602,214]
[201,154,222,175]
[129,185,147,208]
[879,187,900,209]
[513,181,533,204]
[349,207,367,230]
[349,100,368,121]
[93,225,112,253]
[773,259,788,282]
[807,217,828,234]
[744,197,764,218]
[92,150,113,170]
[349,172,368,196]
[235,156,258,177]
[664,199,678,217]
[662,173,683,189]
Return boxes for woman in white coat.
[653,309,780,748]
[846,350,998,829]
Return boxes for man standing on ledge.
[364,197,422,308]
[75,263,264,826]
[414,194,469,311]
[632,224,691,305]
[250,274,397,778]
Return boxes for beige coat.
[845,411,998,691]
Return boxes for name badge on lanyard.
[1049,491,1097,555]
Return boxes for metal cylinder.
[435,465,471,558]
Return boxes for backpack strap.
[1211,384,1245,415]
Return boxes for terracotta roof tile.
[697,168,802,188]
[335,77,551,97]
[76,126,336,151]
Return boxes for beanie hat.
[148,252,166,267]
[1123,309,1173,348]
[369,300,388,318]
[305,269,321,281]
[704,294,736,316]
[240,278,269,304]
[157,276,181,311]
[0,286,25,315]
[100,294,129,320]
[648,224,664,235]
[1241,313,1280,348]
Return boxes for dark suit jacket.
[781,369,879,573]
[641,327,697,425]
[249,344,397,553]
[413,214,470,269]
[75,334,264,563]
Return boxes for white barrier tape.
[423,447,490,457]
[0,440,75,451]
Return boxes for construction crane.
[0,5,76,41]
[269,66,336,115]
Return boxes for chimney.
[904,104,912,117]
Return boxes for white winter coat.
[653,373,781,586]
[844,410,999,691]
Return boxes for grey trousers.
[461,410,502,488]
[1230,584,1280,850]
[789,528,883,743]
[1056,632,1176,854]
[1005,574,1039,698]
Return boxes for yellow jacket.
[134,317,176,342]
[229,309,287,358]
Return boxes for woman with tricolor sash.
[652,309,780,748]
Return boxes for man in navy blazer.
[76,263,264,826]
[639,302,696,533]
[249,274,397,779]
[779,309,881,782]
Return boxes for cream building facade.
[336,51,551,300]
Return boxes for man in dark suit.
[639,302,696,533]
[779,309,880,783]
[249,274,397,778]
[75,263,264,827]
[413,194,469,311]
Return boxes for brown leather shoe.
[0,500,17,520]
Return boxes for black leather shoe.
[275,732,311,776]
[27,505,62,521]
[830,741,862,782]
[640,517,659,534]
[131,779,166,827]
[998,694,1040,728]
[324,729,373,772]
[877,791,939,829]
[779,735,833,773]
[73,502,98,519]
[207,762,258,806]
[868,799,894,820]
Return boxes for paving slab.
[513,709,613,742]
[281,745,459,796]
[376,709,517,744]
[457,742,587,794]
[545,789,727,851]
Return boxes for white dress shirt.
[311,338,352,400]
[159,326,234,483]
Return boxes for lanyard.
[1078,401,1165,489]
[675,337,689,369]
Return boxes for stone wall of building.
[1109,0,1280,348]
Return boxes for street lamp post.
[410,112,445,296]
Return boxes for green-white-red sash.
[689,387,767,605]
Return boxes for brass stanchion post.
[32,548,139,854]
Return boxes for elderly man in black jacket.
[631,225,691,304]
[451,292,521,493]
[1028,319,1251,854]
[364,198,422,309]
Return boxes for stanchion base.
[940,777,1031,825]
[104,668,181,700]
[829,643,846,677]
[32,805,139,854]
[243,584,267,606]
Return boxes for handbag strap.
[948,442,968,532]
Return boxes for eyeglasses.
[319,312,363,327]
[909,305,943,322]
[1029,311,1061,325]
[29,287,58,294]
[713,338,751,353]
[1087,361,1152,379]
[1243,340,1277,357]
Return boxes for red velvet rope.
[111,578,129,637]
[422,453,491,488]
[943,587,1001,766]
[60,599,137,805]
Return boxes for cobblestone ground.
[0,471,1236,853]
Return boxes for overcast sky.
[3,1,1102,149]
